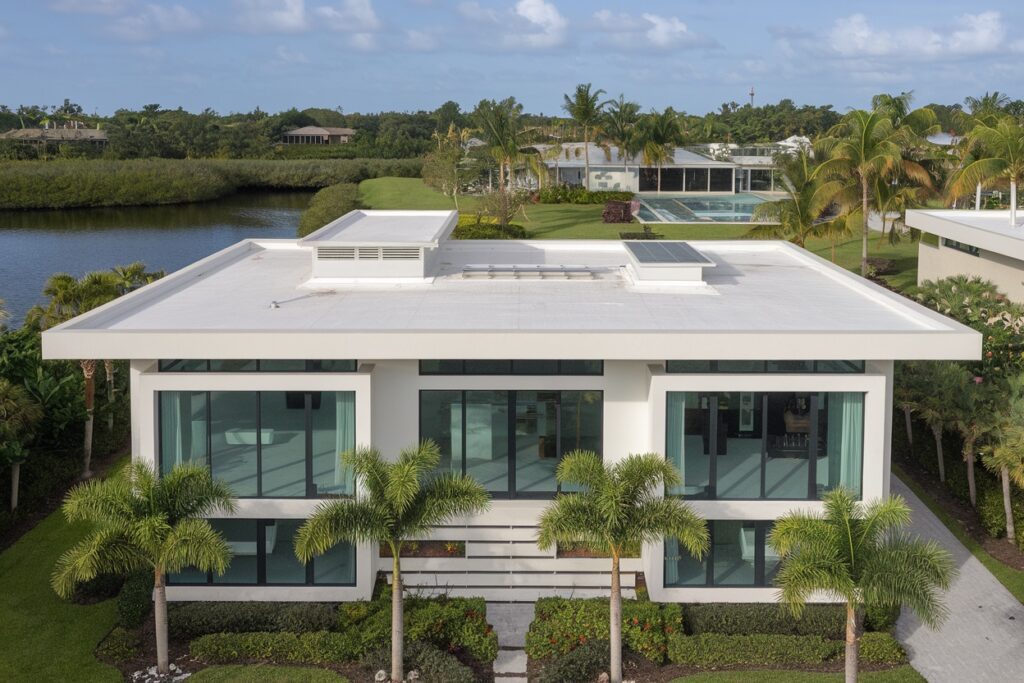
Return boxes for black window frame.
[663,520,776,588]
[664,360,864,374]
[157,390,355,499]
[418,360,604,376]
[418,389,604,500]
[166,518,357,587]
[942,238,981,257]
[158,360,358,373]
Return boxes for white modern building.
[909,209,1024,301]
[42,210,979,603]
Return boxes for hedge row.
[667,632,907,667]
[297,183,361,237]
[360,641,475,683]
[190,631,359,665]
[525,597,682,663]
[169,602,337,639]
[678,603,903,638]
[537,185,634,204]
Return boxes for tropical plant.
[909,362,963,483]
[893,362,918,453]
[562,84,607,190]
[536,451,708,683]
[951,371,999,507]
[963,92,1011,121]
[601,95,641,182]
[294,441,490,683]
[0,378,43,511]
[948,116,1024,226]
[747,150,844,247]
[473,97,524,192]
[27,270,120,478]
[986,374,1024,546]
[769,489,955,683]
[51,462,235,674]
[817,108,934,276]
[637,108,682,193]
[423,123,469,208]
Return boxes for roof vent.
[623,241,715,286]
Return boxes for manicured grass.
[671,665,924,682]
[893,464,1024,604]
[0,509,120,682]
[190,664,348,682]
[359,176,467,211]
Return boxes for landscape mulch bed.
[897,457,1024,571]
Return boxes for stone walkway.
[893,477,1024,682]
[488,603,533,683]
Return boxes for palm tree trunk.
[975,182,982,211]
[931,424,945,482]
[104,359,115,434]
[154,570,169,675]
[965,436,977,507]
[609,553,622,683]
[10,462,20,512]
[1002,467,1016,546]
[1011,178,1018,227]
[831,241,837,263]
[657,165,662,193]
[844,604,860,683]
[861,178,869,277]
[81,359,96,479]
[391,551,404,683]
[903,406,914,451]
[583,130,590,191]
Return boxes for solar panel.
[624,241,713,265]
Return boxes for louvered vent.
[382,247,421,260]
[357,247,381,260]
[317,247,355,260]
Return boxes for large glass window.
[666,391,863,500]
[421,390,603,498]
[664,520,778,587]
[159,360,357,372]
[169,518,356,586]
[159,391,356,498]
[685,168,709,192]
[709,168,733,192]
[666,360,864,374]
[419,360,602,375]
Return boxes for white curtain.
[666,393,685,495]
[334,392,355,494]
[161,392,206,473]
[827,393,864,496]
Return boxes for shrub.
[190,631,360,665]
[683,603,845,639]
[452,222,527,240]
[538,639,609,683]
[96,626,141,664]
[71,572,125,604]
[864,603,901,633]
[360,640,475,683]
[168,602,337,639]
[667,633,841,667]
[538,185,634,204]
[525,597,673,663]
[858,632,907,664]
[117,572,153,629]
[297,183,361,237]
[979,484,1024,544]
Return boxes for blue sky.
[2,1,1023,115]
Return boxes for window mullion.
[305,393,314,497]
[809,394,819,499]
[256,392,262,497]
[760,393,768,499]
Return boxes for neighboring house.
[280,126,356,145]
[0,127,108,146]
[909,209,1024,301]
[41,209,978,603]
[525,141,789,193]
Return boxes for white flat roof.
[906,210,1024,261]
[42,235,980,362]
[301,210,457,246]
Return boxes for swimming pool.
[637,193,768,223]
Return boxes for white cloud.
[235,0,308,33]
[457,1,498,23]
[828,12,1005,59]
[314,0,380,32]
[274,44,308,63]
[592,9,714,50]
[109,4,202,41]
[405,29,438,51]
[349,31,376,50]
[50,0,132,14]
[947,11,1005,55]
[507,0,566,48]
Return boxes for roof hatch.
[623,241,715,286]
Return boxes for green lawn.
[190,664,348,682]
[357,177,919,290]
[893,464,1024,604]
[671,665,924,682]
[0,509,120,682]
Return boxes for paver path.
[893,477,1024,682]
[488,603,532,682]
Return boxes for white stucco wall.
[919,240,1024,302]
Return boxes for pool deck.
[637,192,778,224]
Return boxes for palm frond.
[294,499,391,563]
[162,517,233,576]
[51,525,147,598]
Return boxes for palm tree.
[27,271,120,478]
[952,94,1009,210]
[562,84,607,190]
[817,109,933,276]
[473,97,523,192]
[770,489,955,683]
[986,374,1024,547]
[747,150,844,248]
[637,109,682,193]
[537,451,708,683]
[948,116,1024,227]
[894,362,918,453]
[963,92,1010,120]
[951,371,998,507]
[601,95,641,185]
[51,463,235,675]
[0,378,43,512]
[295,441,490,683]
[909,362,963,483]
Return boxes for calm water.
[0,191,313,326]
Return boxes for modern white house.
[909,209,1024,301]
[42,209,979,604]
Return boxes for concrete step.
[494,649,528,675]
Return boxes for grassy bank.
[0,158,421,210]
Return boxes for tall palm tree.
[817,109,933,276]
[601,95,641,186]
[951,372,998,508]
[537,451,707,683]
[770,489,955,683]
[963,92,1011,120]
[562,83,607,190]
[295,441,489,683]
[910,362,963,483]
[948,116,1024,226]
[747,150,844,248]
[473,97,523,192]
[987,373,1024,547]
[637,109,682,193]
[51,463,235,675]
[0,378,43,512]
[894,362,918,453]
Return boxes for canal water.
[0,191,313,326]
